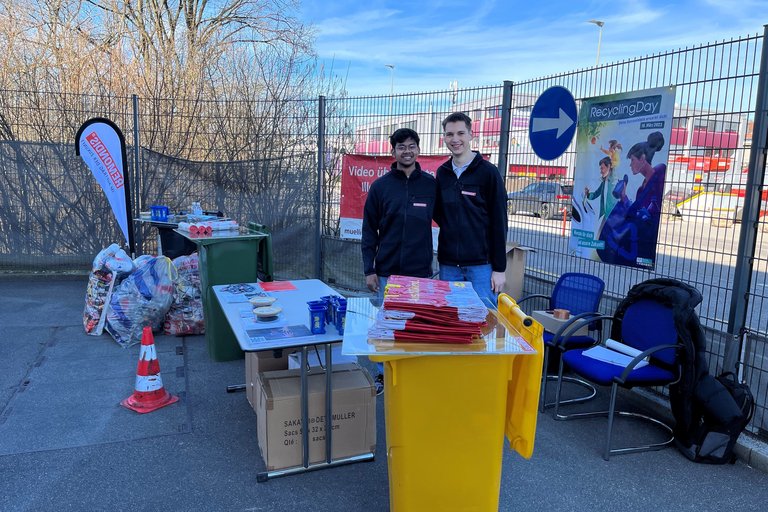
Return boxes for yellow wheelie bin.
[346,294,543,511]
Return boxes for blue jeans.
[377,276,388,304]
[439,263,497,306]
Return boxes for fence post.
[131,94,141,257]
[316,95,326,280]
[725,25,768,376]
[497,81,514,177]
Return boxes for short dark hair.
[441,112,472,131]
[599,156,613,168]
[390,128,420,148]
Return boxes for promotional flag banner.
[569,86,676,269]
[339,154,446,240]
[75,118,134,253]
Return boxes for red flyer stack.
[368,275,489,344]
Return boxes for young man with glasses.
[362,128,436,393]
[435,112,508,305]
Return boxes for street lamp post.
[588,20,605,67]
[385,64,395,118]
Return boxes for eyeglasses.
[395,144,418,152]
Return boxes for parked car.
[662,186,694,215]
[507,181,573,220]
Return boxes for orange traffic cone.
[120,326,179,414]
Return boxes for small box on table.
[531,310,589,336]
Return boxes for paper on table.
[247,324,312,343]
[582,339,648,369]
[260,281,297,292]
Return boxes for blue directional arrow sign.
[528,86,578,161]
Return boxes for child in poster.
[570,86,676,269]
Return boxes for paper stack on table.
[368,275,489,344]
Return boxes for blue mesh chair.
[553,295,683,460]
[516,272,605,412]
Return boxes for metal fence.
[498,32,768,439]
[1,30,767,438]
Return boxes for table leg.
[256,453,375,482]
[254,341,375,482]
[301,345,309,468]
[325,343,333,464]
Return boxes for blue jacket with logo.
[362,163,436,278]
[435,152,508,272]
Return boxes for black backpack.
[675,372,755,464]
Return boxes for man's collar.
[452,151,477,168]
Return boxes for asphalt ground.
[1,276,767,512]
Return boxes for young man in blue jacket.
[362,128,436,392]
[362,128,436,294]
[435,112,507,305]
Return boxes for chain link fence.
[1,31,767,438]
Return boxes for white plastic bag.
[83,244,135,335]
[163,252,205,336]
[105,256,177,347]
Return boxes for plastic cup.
[335,304,347,334]
[321,296,334,324]
[307,301,327,334]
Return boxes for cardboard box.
[245,349,291,409]
[503,242,531,301]
[531,310,588,336]
[256,363,376,471]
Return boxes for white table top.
[212,279,345,352]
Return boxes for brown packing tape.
[262,376,275,411]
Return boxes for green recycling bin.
[178,225,273,362]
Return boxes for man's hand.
[491,271,506,294]
[366,274,379,293]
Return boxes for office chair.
[552,284,689,460]
[517,272,605,412]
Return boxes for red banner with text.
[339,154,447,239]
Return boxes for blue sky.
[298,0,768,96]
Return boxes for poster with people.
[569,86,676,269]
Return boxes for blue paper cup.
[307,301,327,334]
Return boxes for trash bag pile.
[163,252,205,336]
[83,245,205,347]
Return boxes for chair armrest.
[551,312,611,350]
[515,294,549,308]
[616,343,682,384]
